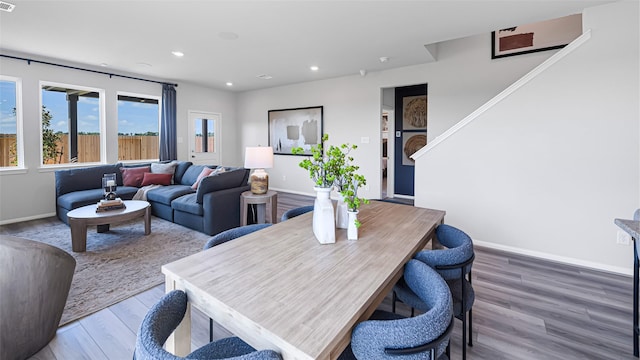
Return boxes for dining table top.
[162,200,446,360]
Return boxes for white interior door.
[188,111,221,165]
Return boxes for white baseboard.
[392,194,415,200]
[0,212,56,226]
[474,239,633,277]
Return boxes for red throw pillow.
[141,172,173,186]
[191,167,215,189]
[120,166,151,187]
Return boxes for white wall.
[236,32,554,198]
[0,55,238,223]
[414,1,639,274]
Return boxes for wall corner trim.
[411,29,592,161]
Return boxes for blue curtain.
[160,84,177,161]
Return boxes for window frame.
[116,91,161,163]
[39,81,106,167]
[0,75,25,173]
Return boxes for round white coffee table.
[67,200,151,252]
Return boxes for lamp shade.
[244,147,274,169]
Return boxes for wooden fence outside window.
[0,134,159,166]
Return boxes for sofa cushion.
[173,161,193,185]
[145,185,195,206]
[120,166,150,187]
[170,194,203,216]
[55,164,123,196]
[56,186,139,210]
[141,172,173,186]
[196,168,248,203]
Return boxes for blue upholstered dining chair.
[393,224,475,360]
[339,259,453,360]
[203,223,272,250]
[134,290,281,360]
[280,205,314,222]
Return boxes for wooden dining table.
[162,200,446,360]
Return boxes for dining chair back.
[280,205,314,222]
[340,259,453,360]
[394,224,475,360]
[134,290,281,360]
[204,223,272,250]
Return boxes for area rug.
[0,216,211,325]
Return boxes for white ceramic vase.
[347,210,359,240]
[313,187,336,244]
[335,196,349,229]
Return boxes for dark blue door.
[394,84,427,196]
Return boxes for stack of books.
[96,198,126,212]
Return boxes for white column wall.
[414,1,639,274]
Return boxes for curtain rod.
[0,54,178,87]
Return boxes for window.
[41,83,104,165]
[0,76,23,168]
[117,93,160,161]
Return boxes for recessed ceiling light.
[171,51,184,57]
[100,63,109,67]
[257,74,273,80]
[219,32,239,40]
[226,82,233,87]
[310,66,319,71]
[379,57,389,63]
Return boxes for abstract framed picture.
[491,14,582,59]
[268,106,323,155]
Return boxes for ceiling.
[0,0,614,92]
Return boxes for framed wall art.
[268,106,323,155]
[491,14,582,59]
[402,95,427,130]
[402,132,426,166]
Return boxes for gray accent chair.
[280,205,314,222]
[394,224,475,360]
[339,259,453,360]
[134,290,281,360]
[0,235,76,360]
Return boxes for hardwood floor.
[27,192,635,359]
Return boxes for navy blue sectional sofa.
[54,161,250,235]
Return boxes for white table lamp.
[244,146,274,194]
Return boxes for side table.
[241,190,278,226]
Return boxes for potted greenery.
[293,134,369,242]
[292,134,337,244]
[327,142,359,229]
[340,171,369,240]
